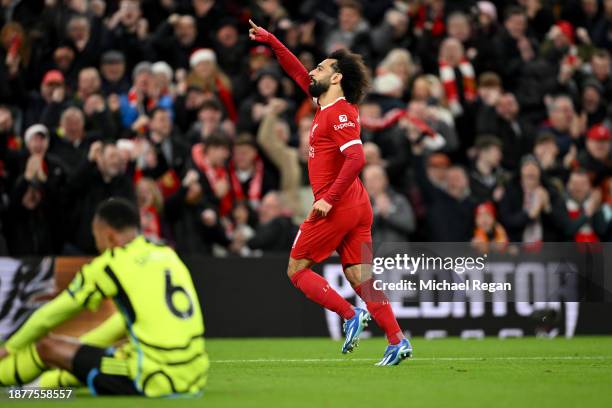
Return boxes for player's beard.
[309,78,330,98]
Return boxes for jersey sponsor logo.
[333,121,356,131]
[339,114,348,123]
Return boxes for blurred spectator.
[493,6,534,88]
[600,177,612,240]
[5,124,66,255]
[522,0,555,42]
[564,169,607,242]
[174,84,207,134]
[499,155,567,243]
[100,50,130,96]
[469,136,507,203]
[64,14,102,72]
[152,13,197,70]
[578,124,612,184]
[48,107,100,173]
[229,134,278,211]
[0,21,27,107]
[412,136,476,242]
[359,98,411,192]
[23,69,67,130]
[477,92,534,171]
[151,61,174,98]
[580,78,608,127]
[375,49,415,99]
[238,67,294,133]
[74,67,101,105]
[371,72,405,112]
[474,2,501,61]
[592,0,612,49]
[105,0,153,72]
[561,0,601,36]
[136,177,164,241]
[164,138,231,255]
[140,108,189,196]
[403,100,458,153]
[589,50,612,102]
[471,201,509,253]
[438,37,476,117]
[256,101,302,221]
[410,75,454,126]
[323,0,371,60]
[541,94,585,155]
[186,98,231,144]
[371,10,412,61]
[189,132,232,217]
[119,61,173,129]
[232,191,298,255]
[363,164,415,243]
[532,132,573,189]
[213,19,248,81]
[187,48,237,123]
[63,141,135,254]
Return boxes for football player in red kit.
[249,20,412,365]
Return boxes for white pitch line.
[212,356,612,363]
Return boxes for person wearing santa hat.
[186,48,237,123]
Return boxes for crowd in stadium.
[0,0,611,257]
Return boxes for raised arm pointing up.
[249,19,311,96]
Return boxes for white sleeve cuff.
[339,139,362,152]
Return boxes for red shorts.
[290,202,373,265]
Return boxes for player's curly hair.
[329,49,370,105]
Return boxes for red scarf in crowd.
[215,77,238,123]
[140,206,161,241]
[229,157,264,208]
[439,58,476,115]
[566,197,599,243]
[127,87,157,112]
[412,5,445,37]
[133,168,181,198]
[192,144,233,216]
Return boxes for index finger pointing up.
[249,19,258,29]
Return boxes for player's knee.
[344,265,368,287]
[286,261,299,279]
[36,337,56,363]
[287,258,310,279]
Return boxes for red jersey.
[259,30,369,211]
[309,97,369,209]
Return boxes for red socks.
[290,271,404,344]
[355,279,404,345]
[291,269,355,320]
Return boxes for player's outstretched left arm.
[1,291,84,355]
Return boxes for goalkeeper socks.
[354,279,404,345]
[291,268,355,320]
[0,343,46,385]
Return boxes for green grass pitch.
[5,336,612,408]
